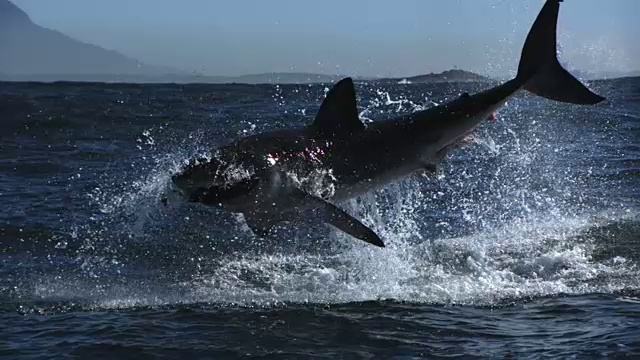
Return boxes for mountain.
[228,72,351,84]
[377,69,492,84]
[0,0,495,84]
[556,66,640,81]
[0,0,170,78]
[148,72,355,84]
[0,1,360,84]
[2,1,633,85]
[590,70,640,80]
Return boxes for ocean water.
[1,77,639,359]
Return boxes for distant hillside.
[0,72,363,84]
[229,72,351,84]
[589,70,640,80]
[0,1,355,84]
[0,0,170,77]
[167,72,353,84]
[0,0,495,85]
[555,67,640,81]
[378,69,491,84]
[1,0,631,85]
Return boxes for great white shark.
[168,0,605,248]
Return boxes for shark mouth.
[187,176,260,206]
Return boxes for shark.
[168,0,605,248]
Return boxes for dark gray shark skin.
[170,0,605,248]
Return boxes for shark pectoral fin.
[311,77,366,138]
[322,202,385,248]
[290,188,385,248]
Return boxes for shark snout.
[170,169,203,195]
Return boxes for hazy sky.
[12,0,640,77]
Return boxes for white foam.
[165,204,634,308]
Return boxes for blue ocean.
[1,77,639,358]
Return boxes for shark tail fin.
[516,0,605,105]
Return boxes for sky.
[12,0,640,78]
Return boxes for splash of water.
[31,84,639,311]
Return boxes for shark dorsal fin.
[311,77,365,138]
